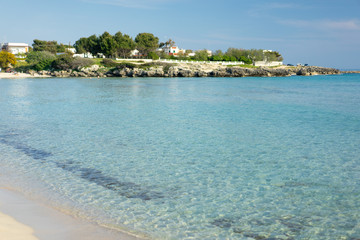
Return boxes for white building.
[163,46,180,56]
[73,52,95,58]
[65,47,76,54]
[130,49,140,57]
[1,43,29,55]
[254,61,283,67]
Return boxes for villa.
[1,43,29,55]
[162,46,180,56]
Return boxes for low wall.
[255,61,283,67]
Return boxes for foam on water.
[0,75,359,239]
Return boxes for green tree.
[52,53,74,70]
[211,50,224,61]
[57,43,66,53]
[0,51,17,68]
[114,32,136,58]
[99,32,117,58]
[135,33,159,57]
[74,37,89,54]
[264,51,283,61]
[148,51,159,60]
[165,39,175,47]
[222,55,231,61]
[26,51,56,71]
[32,39,59,53]
[87,35,101,57]
[193,50,209,61]
[238,56,252,64]
[26,51,56,64]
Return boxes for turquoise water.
[0,74,359,239]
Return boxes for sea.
[0,74,359,240]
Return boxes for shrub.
[211,55,223,61]
[52,54,95,70]
[26,51,56,64]
[222,55,230,61]
[238,56,252,64]
[148,51,159,60]
[230,56,237,62]
[69,57,95,69]
[0,51,17,68]
[101,58,118,67]
[34,59,54,71]
[116,62,136,69]
[52,54,73,70]
[14,61,32,72]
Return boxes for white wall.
[254,61,283,67]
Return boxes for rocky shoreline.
[341,70,360,74]
[31,64,341,78]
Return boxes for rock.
[32,64,340,78]
[81,65,99,72]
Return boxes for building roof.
[4,43,29,47]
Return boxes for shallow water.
[1,75,359,239]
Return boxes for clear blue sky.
[2,0,360,69]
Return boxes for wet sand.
[0,188,143,240]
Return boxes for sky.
[1,0,360,69]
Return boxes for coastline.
[0,187,143,240]
[0,73,51,79]
[1,65,342,79]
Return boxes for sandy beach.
[0,73,51,79]
[0,188,142,240]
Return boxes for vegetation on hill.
[32,39,69,54]
[9,30,284,72]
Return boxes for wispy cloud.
[264,2,300,9]
[208,33,284,43]
[81,0,175,9]
[248,2,302,17]
[279,19,360,31]
[323,20,360,31]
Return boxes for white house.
[130,49,147,57]
[65,47,76,54]
[73,52,95,58]
[163,46,180,56]
[1,43,29,55]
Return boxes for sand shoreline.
[0,188,143,240]
[0,72,51,79]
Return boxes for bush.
[148,51,159,60]
[51,54,95,70]
[26,51,56,65]
[230,56,237,62]
[116,62,136,69]
[34,59,54,71]
[238,56,252,64]
[51,54,74,70]
[14,62,32,72]
[211,55,223,61]
[101,58,118,67]
[0,51,17,68]
[70,57,95,69]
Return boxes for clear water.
[0,74,359,239]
